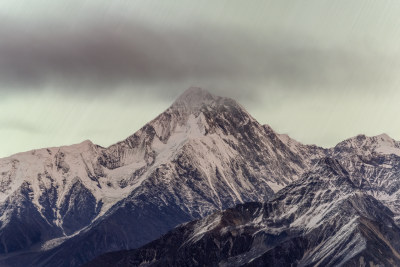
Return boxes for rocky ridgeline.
[1,88,400,266]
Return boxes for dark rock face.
[59,180,98,235]
[0,182,62,254]
[86,159,400,267]
[31,200,194,267]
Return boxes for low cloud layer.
[0,15,397,101]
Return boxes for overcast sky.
[1,0,400,157]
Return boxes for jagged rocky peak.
[334,132,400,157]
[56,139,96,153]
[172,87,219,110]
[346,133,395,146]
[106,87,257,157]
[170,87,246,116]
[147,87,257,137]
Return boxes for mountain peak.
[341,133,395,146]
[334,133,400,157]
[375,133,393,142]
[172,87,220,110]
[177,86,214,100]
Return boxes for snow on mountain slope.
[327,134,400,225]
[0,87,324,266]
[333,133,400,157]
[95,87,321,209]
[85,158,400,267]
[5,88,400,267]
[0,140,106,253]
[84,132,400,267]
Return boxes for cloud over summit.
[0,12,396,101]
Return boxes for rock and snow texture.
[2,87,400,266]
[333,133,400,157]
[0,87,323,267]
[329,134,400,225]
[86,158,400,267]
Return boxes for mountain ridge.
[0,87,323,266]
[1,87,400,266]
[86,157,400,266]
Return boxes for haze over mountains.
[1,88,400,266]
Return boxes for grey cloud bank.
[0,14,397,101]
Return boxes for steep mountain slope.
[0,87,324,266]
[86,158,400,267]
[0,140,108,254]
[331,134,400,224]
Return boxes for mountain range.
[1,87,400,266]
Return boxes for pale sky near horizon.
[1,1,400,157]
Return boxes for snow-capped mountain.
[86,157,400,267]
[0,87,324,266]
[3,87,400,267]
[0,140,105,254]
[330,134,400,225]
[333,133,400,157]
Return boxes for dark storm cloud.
[0,16,394,100]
